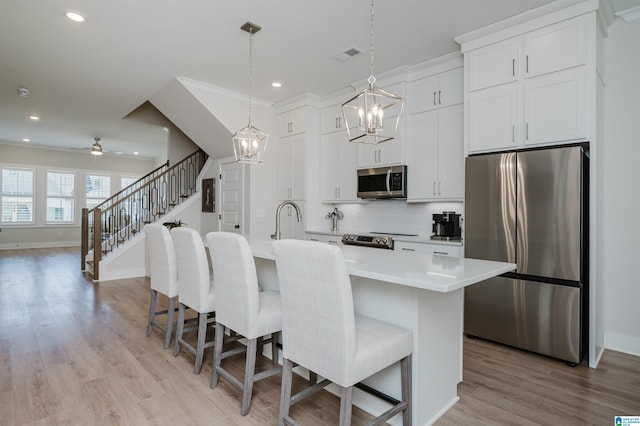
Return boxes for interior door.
[219,161,244,234]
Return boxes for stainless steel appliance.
[464,145,589,365]
[431,211,461,241]
[357,165,407,199]
[342,233,394,249]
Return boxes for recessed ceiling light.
[29,115,40,121]
[66,10,86,22]
[271,81,282,88]
[133,151,139,155]
[22,138,30,142]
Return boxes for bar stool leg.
[279,358,294,426]
[339,386,353,426]
[271,332,279,365]
[401,354,413,426]
[173,303,186,356]
[194,312,208,374]
[210,322,225,388]
[147,290,157,336]
[241,338,258,416]
[164,295,176,349]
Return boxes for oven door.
[357,165,407,199]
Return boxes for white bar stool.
[206,232,282,416]
[273,239,413,426]
[144,223,178,349]
[171,227,216,375]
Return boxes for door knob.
[234,224,240,229]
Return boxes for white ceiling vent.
[334,46,363,62]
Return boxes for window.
[47,171,75,222]
[86,174,111,209]
[1,168,34,224]
[120,176,139,190]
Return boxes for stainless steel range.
[341,233,394,250]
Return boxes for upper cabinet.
[407,67,463,114]
[464,14,591,153]
[278,106,307,138]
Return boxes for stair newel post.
[93,207,102,281]
[81,208,89,271]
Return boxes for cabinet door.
[468,37,519,91]
[321,104,346,134]
[356,115,405,167]
[524,15,586,79]
[468,83,520,153]
[280,202,305,240]
[407,75,439,114]
[278,134,306,200]
[438,67,464,108]
[437,105,464,199]
[278,107,307,138]
[524,68,586,146]
[339,137,358,201]
[407,111,438,200]
[320,133,342,201]
[395,241,461,258]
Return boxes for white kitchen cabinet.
[524,68,587,146]
[356,113,405,168]
[407,105,464,201]
[468,38,520,91]
[465,14,589,153]
[277,133,306,200]
[305,233,342,245]
[321,104,347,134]
[320,131,358,202]
[407,67,463,114]
[394,241,461,258]
[468,15,586,92]
[468,83,520,152]
[278,107,307,138]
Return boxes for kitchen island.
[250,240,515,426]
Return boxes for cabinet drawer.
[305,234,342,245]
[395,241,461,258]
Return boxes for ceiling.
[0,0,631,160]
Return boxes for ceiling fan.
[70,137,113,155]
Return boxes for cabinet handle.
[512,58,515,77]
[288,188,292,198]
[402,247,415,252]
[328,240,338,244]
[512,124,515,142]
[433,181,436,195]
[310,238,319,241]
[526,122,529,140]
[433,91,437,106]
[438,181,441,195]
[337,187,341,199]
[438,90,441,105]
[526,55,529,74]
[433,251,449,256]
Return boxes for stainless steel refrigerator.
[464,145,588,365]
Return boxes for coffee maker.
[431,211,461,241]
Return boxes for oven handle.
[386,169,391,194]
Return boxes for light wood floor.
[0,247,638,425]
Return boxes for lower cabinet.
[394,241,461,258]
[305,233,342,245]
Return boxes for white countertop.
[251,240,514,293]
[305,229,463,246]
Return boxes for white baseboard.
[0,241,80,250]
[605,331,640,357]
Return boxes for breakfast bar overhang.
[250,240,516,426]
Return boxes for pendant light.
[232,22,269,164]
[91,137,103,156]
[341,0,404,144]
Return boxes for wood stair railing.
[81,149,208,280]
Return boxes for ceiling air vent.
[334,46,363,62]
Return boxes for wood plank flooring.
[1,247,638,425]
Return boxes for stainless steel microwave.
[357,165,407,199]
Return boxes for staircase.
[81,149,208,280]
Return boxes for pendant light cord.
[248,28,253,126]
[368,0,376,86]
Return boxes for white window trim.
[1,166,36,226]
[45,169,75,225]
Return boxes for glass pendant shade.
[232,123,268,164]
[341,78,403,144]
[91,138,103,155]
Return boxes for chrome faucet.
[271,200,302,240]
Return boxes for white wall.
[0,143,155,249]
[603,16,640,356]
